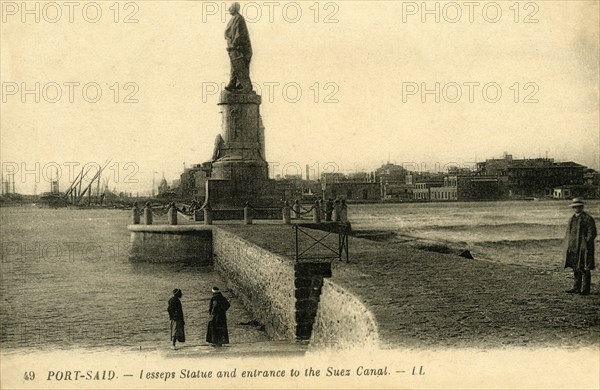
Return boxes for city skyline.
[0,151,596,196]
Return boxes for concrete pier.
[128,225,212,265]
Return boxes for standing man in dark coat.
[206,287,230,347]
[167,288,185,349]
[325,198,334,222]
[564,198,597,295]
[224,2,253,92]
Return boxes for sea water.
[0,207,269,351]
[350,200,600,270]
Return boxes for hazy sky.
[1,0,598,194]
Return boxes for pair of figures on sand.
[167,287,230,350]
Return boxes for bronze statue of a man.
[225,2,253,92]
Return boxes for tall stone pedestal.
[206,90,276,208]
[211,91,268,181]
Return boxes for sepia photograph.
[1,1,599,389]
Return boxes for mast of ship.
[64,167,89,203]
[95,168,102,204]
[76,160,111,204]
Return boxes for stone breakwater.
[212,227,298,340]
[211,225,379,347]
[128,222,600,349]
[128,225,213,265]
[128,223,377,346]
[310,279,379,350]
[199,227,345,342]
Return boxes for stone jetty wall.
[310,278,379,350]
[212,228,298,340]
[212,228,335,341]
[128,224,376,345]
[294,262,332,340]
[128,225,213,265]
[208,208,281,221]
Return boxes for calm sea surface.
[351,200,600,270]
[1,200,599,350]
[0,207,270,351]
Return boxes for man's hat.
[570,197,584,207]
[212,287,220,293]
[173,288,182,295]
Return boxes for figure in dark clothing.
[332,199,341,222]
[167,288,185,349]
[340,199,348,222]
[293,200,301,219]
[564,198,597,295]
[206,287,231,347]
[224,2,253,92]
[325,198,334,222]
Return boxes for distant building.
[457,175,501,201]
[321,172,346,183]
[553,185,600,200]
[347,172,371,182]
[325,181,380,201]
[157,176,169,195]
[177,164,211,200]
[507,160,584,197]
[283,174,303,181]
[425,174,501,202]
[388,184,413,200]
[476,153,514,176]
[273,174,312,201]
[477,153,586,198]
[413,180,444,201]
[430,176,458,201]
[375,163,408,185]
[584,169,600,186]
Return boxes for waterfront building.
[382,183,413,201]
[457,175,501,200]
[553,185,600,199]
[476,153,586,198]
[430,176,458,201]
[413,180,444,201]
[506,160,584,198]
[325,181,380,201]
[177,164,210,200]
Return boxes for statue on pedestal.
[204,3,271,209]
[224,2,253,93]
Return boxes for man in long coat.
[224,2,253,92]
[167,288,185,349]
[206,287,231,346]
[325,199,334,222]
[564,198,597,295]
